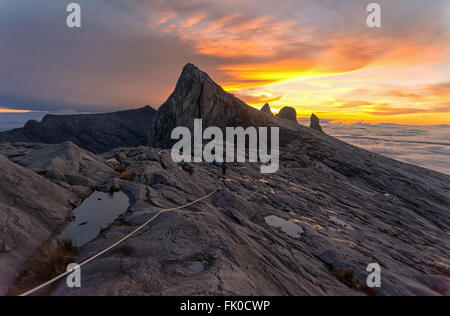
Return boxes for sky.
[0,0,449,124]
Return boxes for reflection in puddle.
[265,215,304,238]
[59,191,130,247]
[191,261,205,273]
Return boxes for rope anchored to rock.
[19,188,220,297]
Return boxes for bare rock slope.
[0,155,77,295]
[0,142,118,295]
[51,65,450,296]
[0,142,117,196]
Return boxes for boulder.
[277,106,298,122]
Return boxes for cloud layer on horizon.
[319,121,450,175]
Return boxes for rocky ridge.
[0,106,157,154]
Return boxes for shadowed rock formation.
[277,106,298,123]
[310,114,324,132]
[260,103,273,115]
[0,106,157,154]
[148,64,297,148]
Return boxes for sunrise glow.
[0,108,33,113]
[148,2,450,125]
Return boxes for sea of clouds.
[1,113,449,175]
[319,121,450,175]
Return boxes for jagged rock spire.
[310,113,323,132]
[260,103,273,115]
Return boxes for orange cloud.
[0,108,32,113]
[232,93,282,105]
[385,90,423,99]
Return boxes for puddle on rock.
[58,191,130,247]
[264,215,304,238]
[191,261,205,273]
[328,216,355,231]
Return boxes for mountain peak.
[148,64,278,148]
[182,63,202,74]
[171,63,223,99]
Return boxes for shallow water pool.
[59,191,130,247]
[264,215,304,238]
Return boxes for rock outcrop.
[0,142,117,196]
[0,106,157,154]
[148,64,298,148]
[277,106,298,122]
[310,114,324,132]
[260,103,273,115]
[0,154,78,295]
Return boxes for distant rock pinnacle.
[260,103,273,115]
[310,114,323,132]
